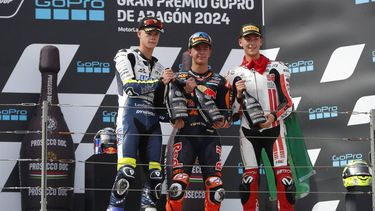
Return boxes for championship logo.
[0,0,24,18]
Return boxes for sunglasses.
[143,19,163,29]
[190,32,212,46]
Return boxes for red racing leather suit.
[225,54,295,211]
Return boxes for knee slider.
[239,169,258,205]
[113,165,135,197]
[148,169,164,200]
[169,173,190,200]
[240,174,253,204]
[281,176,296,205]
[205,176,225,204]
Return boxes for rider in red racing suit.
[225,23,295,211]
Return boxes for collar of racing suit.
[241,54,270,74]
[189,69,213,79]
[135,49,158,69]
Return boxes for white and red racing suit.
[226,54,295,211]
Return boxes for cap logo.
[192,36,209,43]
[178,73,188,78]
[189,32,211,48]
[242,25,259,33]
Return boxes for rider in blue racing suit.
[107,16,174,211]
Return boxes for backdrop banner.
[0,0,374,210]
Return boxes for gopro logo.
[308,106,338,120]
[287,60,314,73]
[102,111,116,123]
[77,61,110,73]
[0,108,27,121]
[332,153,362,167]
[35,0,105,21]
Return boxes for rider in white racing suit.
[107,17,174,211]
[225,23,295,211]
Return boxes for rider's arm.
[270,62,293,121]
[114,49,162,96]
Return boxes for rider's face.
[239,34,262,58]
[189,43,212,65]
[138,30,160,49]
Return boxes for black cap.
[188,32,212,49]
[138,16,164,33]
[239,23,262,37]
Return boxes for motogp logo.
[0,0,24,18]
[0,0,15,3]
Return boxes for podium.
[85,154,117,211]
[345,186,372,211]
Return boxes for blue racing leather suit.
[107,48,165,209]
[114,48,165,166]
